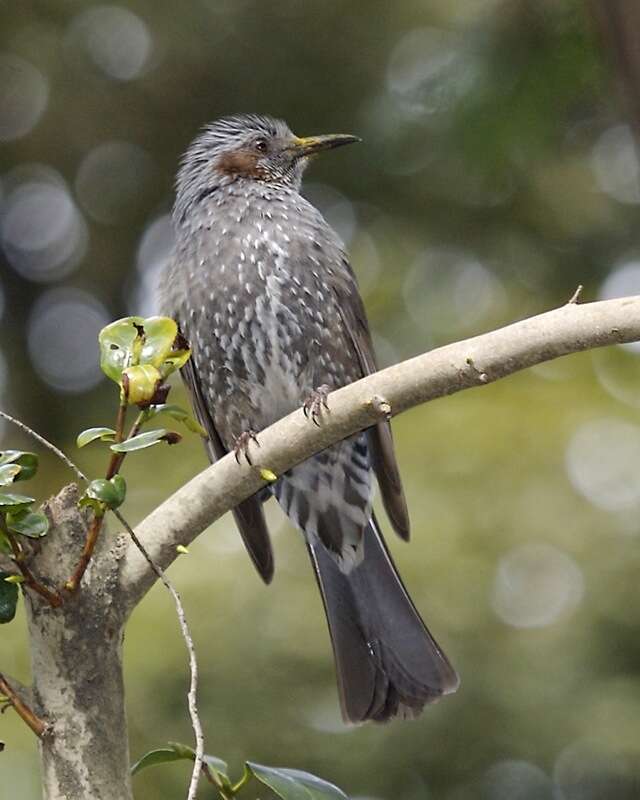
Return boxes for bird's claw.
[234,430,260,465]
[303,385,330,427]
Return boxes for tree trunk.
[25,484,133,800]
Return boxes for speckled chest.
[170,180,358,430]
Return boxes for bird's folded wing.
[180,353,275,583]
[330,265,410,540]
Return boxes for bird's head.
[175,114,359,221]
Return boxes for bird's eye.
[254,138,268,153]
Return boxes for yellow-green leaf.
[98,317,146,383]
[110,429,170,452]
[76,427,117,448]
[159,349,191,378]
[148,404,206,436]
[122,364,162,407]
[138,317,178,368]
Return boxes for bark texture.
[26,485,132,800]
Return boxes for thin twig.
[105,400,128,480]
[0,672,46,738]
[0,410,88,483]
[5,532,63,608]
[567,284,584,304]
[64,513,105,593]
[106,409,146,482]
[113,509,204,800]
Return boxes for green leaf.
[130,741,228,781]
[0,451,39,482]
[6,510,49,538]
[0,571,19,624]
[0,464,22,486]
[131,747,188,776]
[158,348,191,378]
[247,763,350,800]
[138,317,178,369]
[122,364,162,406]
[76,427,117,448]
[99,317,146,383]
[0,493,35,510]
[148,404,206,436]
[110,429,170,453]
[81,476,126,510]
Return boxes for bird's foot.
[234,429,260,465]
[303,384,330,427]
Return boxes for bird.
[160,113,459,723]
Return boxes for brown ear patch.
[217,148,267,180]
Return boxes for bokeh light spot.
[566,418,640,512]
[404,247,506,340]
[27,288,110,393]
[386,27,480,119]
[1,171,88,282]
[132,213,175,315]
[591,125,640,205]
[0,54,48,141]
[482,760,553,800]
[492,543,584,628]
[69,5,152,81]
[553,740,640,800]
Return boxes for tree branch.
[120,295,640,607]
[0,672,46,738]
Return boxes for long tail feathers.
[307,514,459,723]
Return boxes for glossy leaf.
[148,404,206,436]
[0,493,34,509]
[99,317,145,383]
[130,741,228,781]
[138,317,178,368]
[0,451,39,482]
[0,464,22,486]
[110,429,170,453]
[0,572,19,624]
[158,348,191,377]
[131,747,188,776]
[122,364,162,406]
[76,427,117,448]
[81,476,126,510]
[247,763,350,800]
[6,510,49,538]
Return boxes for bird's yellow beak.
[290,133,361,158]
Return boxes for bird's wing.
[180,352,275,583]
[330,263,411,541]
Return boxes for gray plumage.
[161,113,459,722]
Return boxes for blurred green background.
[3,1,640,798]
